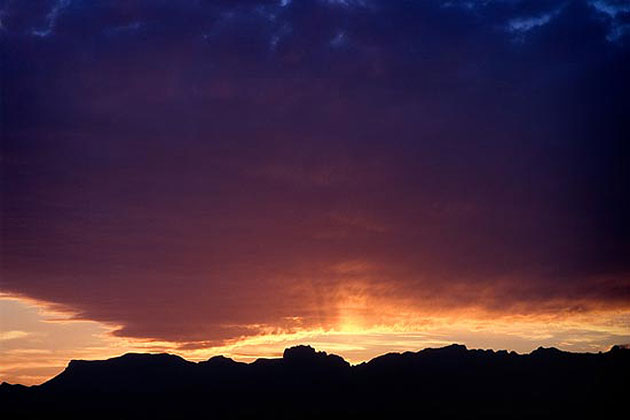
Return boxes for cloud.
[1,0,628,348]
[0,330,29,341]
[590,0,630,17]
[589,0,630,40]
[31,0,71,37]
[507,9,561,33]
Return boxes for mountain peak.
[283,345,318,360]
[200,355,244,368]
[283,345,350,369]
[610,344,630,352]
[437,343,468,352]
[532,346,563,355]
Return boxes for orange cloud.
[2,294,628,385]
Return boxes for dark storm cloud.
[1,1,628,344]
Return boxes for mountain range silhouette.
[2,344,628,419]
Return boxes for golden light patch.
[1,293,629,385]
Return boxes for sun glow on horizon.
[2,293,629,385]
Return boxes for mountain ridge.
[2,343,628,419]
[5,342,621,388]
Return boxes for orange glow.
[2,293,628,385]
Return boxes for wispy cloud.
[31,0,71,38]
[507,6,564,35]
[0,330,28,341]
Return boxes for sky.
[1,0,629,385]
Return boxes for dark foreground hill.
[2,344,628,419]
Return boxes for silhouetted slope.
[40,353,195,392]
[2,344,628,419]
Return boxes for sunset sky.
[1,0,629,385]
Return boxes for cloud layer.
[1,0,629,347]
